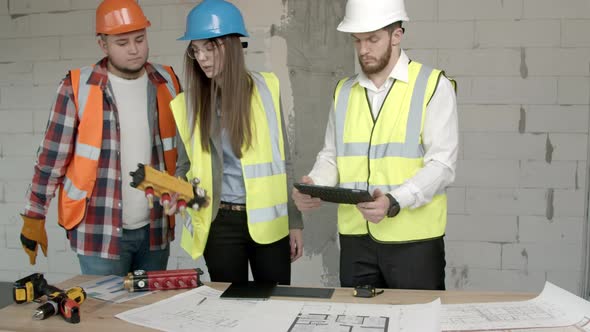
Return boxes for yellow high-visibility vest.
[171,72,289,259]
[334,61,451,242]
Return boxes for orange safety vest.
[57,64,180,230]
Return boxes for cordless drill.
[33,285,87,323]
[13,273,87,323]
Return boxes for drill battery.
[13,273,48,304]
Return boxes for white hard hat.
[337,0,409,33]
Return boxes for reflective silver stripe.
[248,72,285,178]
[368,184,399,193]
[76,67,94,120]
[342,142,369,156]
[339,182,367,190]
[75,143,100,160]
[183,212,194,236]
[370,184,445,196]
[244,161,286,179]
[341,182,403,194]
[152,64,177,98]
[369,141,424,159]
[162,137,176,151]
[334,76,357,157]
[341,183,441,196]
[248,203,288,224]
[400,64,433,158]
[341,182,401,192]
[63,176,87,200]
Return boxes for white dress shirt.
[308,50,458,209]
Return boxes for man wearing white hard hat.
[293,0,458,290]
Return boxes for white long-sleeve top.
[308,50,458,209]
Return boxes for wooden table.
[0,275,544,332]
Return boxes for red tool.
[123,269,204,292]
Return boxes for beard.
[109,52,149,78]
[358,41,392,75]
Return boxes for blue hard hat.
[178,0,249,41]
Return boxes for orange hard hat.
[96,0,151,35]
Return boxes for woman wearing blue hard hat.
[169,0,303,284]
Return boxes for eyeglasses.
[186,40,222,60]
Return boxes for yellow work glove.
[20,215,48,265]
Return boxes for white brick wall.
[526,48,590,76]
[9,0,70,15]
[33,60,89,85]
[439,49,521,77]
[0,62,33,85]
[502,243,582,271]
[447,187,466,214]
[404,21,474,49]
[0,0,7,15]
[0,111,34,133]
[0,0,588,298]
[467,77,558,104]
[0,38,60,62]
[439,0,523,20]
[0,135,42,156]
[563,20,590,47]
[447,267,547,293]
[0,15,32,39]
[446,215,517,242]
[405,0,436,21]
[161,4,195,31]
[553,189,586,218]
[523,0,590,19]
[559,77,590,105]
[458,105,520,132]
[446,241,502,269]
[1,85,56,109]
[465,188,548,216]
[518,216,584,244]
[519,161,577,189]
[477,20,561,48]
[463,133,546,160]
[29,11,95,37]
[526,106,589,133]
[59,35,101,60]
[454,159,520,187]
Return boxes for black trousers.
[203,209,291,285]
[339,234,446,290]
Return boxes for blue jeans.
[77,224,170,276]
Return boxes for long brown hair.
[184,35,253,158]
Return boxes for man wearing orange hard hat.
[19,0,182,275]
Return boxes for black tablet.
[271,286,335,299]
[294,183,374,205]
[220,281,276,299]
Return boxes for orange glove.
[20,215,48,265]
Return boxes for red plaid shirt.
[24,58,179,259]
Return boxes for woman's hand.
[289,229,303,262]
